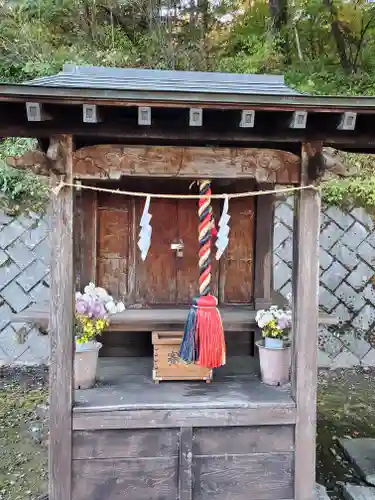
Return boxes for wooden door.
[219,197,255,304]
[75,189,254,307]
[135,199,219,305]
[96,192,131,299]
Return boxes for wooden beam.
[289,110,308,129]
[292,143,321,500]
[1,122,375,151]
[73,145,301,184]
[254,184,274,310]
[49,135,74,500]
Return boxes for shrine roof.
[0,64,374,111]
[26,65,302,97]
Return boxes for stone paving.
[0,197,374,366]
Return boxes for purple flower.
[277,316,290,330]
[75,298,87,315]
[92,300,106,319]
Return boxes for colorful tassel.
[180,180,226,370]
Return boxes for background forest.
[1,0,375,95]
[1,0,375,212]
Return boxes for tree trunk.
[198,0,209,70]
[269,0,288,33]
[268,0,289,63]
[323,0,352,73]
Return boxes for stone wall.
[0,211,50,364]
[0,200,374,367]
[274,197,375,368]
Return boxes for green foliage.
[321,152,375,214]
[0,139,49,214]
[323,176,375,215]
[1,0,375,212]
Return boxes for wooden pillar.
[292,144,321,500]
[254,184,274,310]
[49,135,74,500]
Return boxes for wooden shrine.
[2,65,374,500]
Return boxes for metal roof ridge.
[60,64,287,82]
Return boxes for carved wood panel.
[73,145,301,184]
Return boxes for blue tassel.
[179,298,198,363]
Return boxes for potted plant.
[74,283,125,389]
[255,305,292,386]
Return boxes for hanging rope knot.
[198,180,212,297]
[194,295,218,308]
[51,176,65,196]
[180,179,226,369]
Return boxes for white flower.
[255,309,265,322]
[116,302,125,313]
[255,303,293,330]
[84,282,96,296]
[256,311,274,328]
[94,287,111,303]
[105,301,117,314]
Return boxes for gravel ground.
[317,367,375,499]
[0,366,48,500]
[1,365,375,500]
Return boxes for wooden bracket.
[189,108,203,127]
[289,110,308,129]
[83,104,101,123]
[239,110,255,128]
[25,102,51,122]
[6,150,52,176]
[305,142,348,180]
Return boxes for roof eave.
[0,83,375,111]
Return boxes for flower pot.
[256,340,291,386]
[264,337,284,349]
[74,340,102,390]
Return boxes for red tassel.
[195,295,226,369]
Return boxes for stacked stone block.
[274,197,375,368]
[0,212,49,364]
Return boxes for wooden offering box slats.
[152,331,212,382]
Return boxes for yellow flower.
[96,319,105,331]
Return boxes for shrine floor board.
[73,356,294,412]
